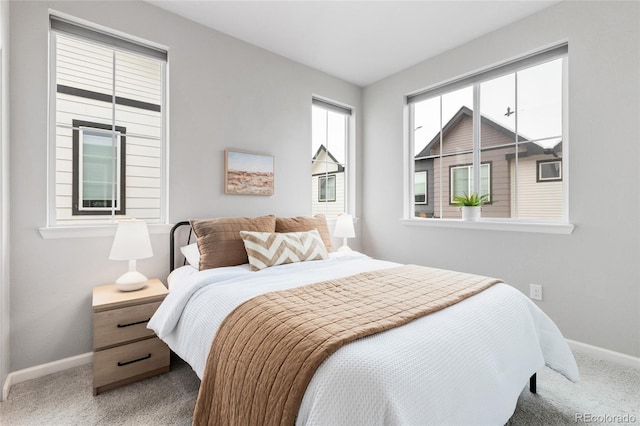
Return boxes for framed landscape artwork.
[224,150,274,196]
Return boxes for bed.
[148,216,579,425]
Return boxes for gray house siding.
[415,106,561,219]
[419,112,515,218]
[414,158,434,217]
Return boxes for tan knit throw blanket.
[193,264,502,426]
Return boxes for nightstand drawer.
[94,301,161,350]
[93,336,169,392]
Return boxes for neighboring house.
[415,106,562,219]
[311,144,345,216]
[54,35,164,225]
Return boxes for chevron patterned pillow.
[240,229,329,271]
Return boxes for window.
[73,120,126,215]
[312,98,351,217]
[319,175,336,202]
[409,44,567,221]
[49,16,167,226]
[537,159,562,182]
[450,164,490,203]
[414,171,427,204]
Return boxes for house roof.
[415,106,560,158]
[312,144,345,172]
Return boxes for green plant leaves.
[451,192,490,207]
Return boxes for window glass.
[414,86,475,219]
[410,50,566,221]
[451,166,470,201]
[51,26,166,226]
[450,164,490,203]
[538,160,562,181]
[81,128,120,210]
[517,59,563,141]
[414,172,427,204]
[480,163,490,198]
[515,59,564,219]
[414,97,439,218]
[319,175,336,202]
[312,102,349,216]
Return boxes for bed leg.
[529,373,537,394]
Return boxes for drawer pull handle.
[117,318,150,328]
[117,354,151,367]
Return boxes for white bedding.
[166,265,197,291]
[148,252,579,425]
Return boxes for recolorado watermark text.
[575,413,637,423]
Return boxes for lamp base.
[336,237,352,252]
[115,271,148,292]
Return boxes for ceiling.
[146,1,559,87]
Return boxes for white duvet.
[148,252,579,425]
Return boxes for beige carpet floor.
[1,351,638,425]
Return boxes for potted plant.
[451,192,490,221]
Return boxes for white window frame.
[404,43,573,234]
[537,159,562,182]
[414,171,427,205]
[311,96,355,217]
[77,126,123,214]
[449,163,490,204]
[42,14,170,238]
[318,174,336,202]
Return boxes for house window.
[537,159,562,182]
[49,16,167,226]
[409,43,567,220]
[414,171,427,204]
[319,175,336,202]
[450,164,490,204]
[73,120,126,215]
[312,98,352,217]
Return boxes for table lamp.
[109,219,153,291]
[334,214,355,251]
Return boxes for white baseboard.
[567,339,640,369]
[2,352,92,401]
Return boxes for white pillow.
[180,243,200,268]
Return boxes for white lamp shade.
[109,219,153,261]
[334,214,355,239]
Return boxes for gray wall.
[9,1,361,371]
[362,1,640,357]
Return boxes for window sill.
[399,218,574,235]
[38,223,173,239]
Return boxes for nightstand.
[92,278,170,395]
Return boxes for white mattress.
[148,252,579,425]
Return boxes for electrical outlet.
[530,284,543,301]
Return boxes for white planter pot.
[461,206,481,221]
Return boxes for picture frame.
[224,149,274,196]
